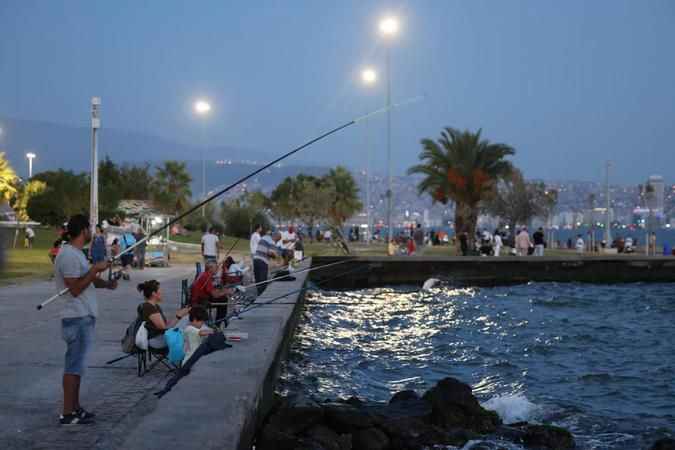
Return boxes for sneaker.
[59,412,94,425]
[76,407,96,420]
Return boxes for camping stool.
[195,262,202,278]
[180,279,190,308]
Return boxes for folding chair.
[135,322,177,377]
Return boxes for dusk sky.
[1,0,674,183]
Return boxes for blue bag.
[164,328,185,365]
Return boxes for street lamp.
[361,67,378,244]
[26,152,36,178]
[193,99,211,217]
[379,15,399,244]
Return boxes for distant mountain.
[0,117,273,176]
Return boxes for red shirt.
[191,271,215,305]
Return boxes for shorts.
[62,316,96,376]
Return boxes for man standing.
[493,229,503,257]
[201,227,220,264]
[253,230,280,295]
[250,224,262,260]
[25,226,35,248]
[533,227,545,256]
[134,227,146,270]
[54,214,117,425]
[413,224,425,251]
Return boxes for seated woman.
[138,280,190,349]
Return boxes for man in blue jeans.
[54,215,118,425]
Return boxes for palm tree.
[324,166,362,227]
[408,128,515,246]
[152,161,192,215]
[0,152,18,201]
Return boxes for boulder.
[651,438,675,450]
[266,393,324,436]
[352,427,390,450]
[521,424,575,449]
[389,390,420,404]
[304,424,342,450]
[322,402,375,433]
[256,424,303,450]
[422,377,501,433]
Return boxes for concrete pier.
[0,259,311,450]
[310,255,675,289]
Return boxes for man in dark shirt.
[533,227,546,256]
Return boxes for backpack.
[121,305,144,354]
[164,328,185,365]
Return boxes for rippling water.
[280,282,675,449]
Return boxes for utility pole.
[386,47,393,244]
[90,97,101,235]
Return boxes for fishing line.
[36,96,423,311]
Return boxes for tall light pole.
[194,99,211,217]
[90,97,101,235]
[379,15,399,244]
[361,67,378,244]
[26,152,36,178]
[605,161,612,246]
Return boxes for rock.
[323,402,375,433]
[521,424,575,449]
[342,396,364,407]
[651,438,675,450]
[256,424,303,450]
[422,377,501,433]
[267,393,324,436]
[494,424,527,443]
[304,425,342,450]
[389,390,420,404]
[352,427,390,450]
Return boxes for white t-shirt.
[182,325,208,364]
[494,234,503,247]
[284,231,297,250]
[25,227,35,238]
[201,233,219,257]
[576,238,585,251]
[54,244,98,319]
[250,232,261,255]
[324,230,332,240]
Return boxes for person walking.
[89,224,107,265]
[201,227,220,264]
[493,230,503,257]
[649,232,657,256]
[413,224,425,252]
[134,227,147,270]
[516,227,532,256]
[54,214,117,425]
[25,226,35,248]
[459,232,469,256]
[533,227,545,256]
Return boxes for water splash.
[481,393,539,424]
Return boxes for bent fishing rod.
[36,96,423,311]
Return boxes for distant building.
[647,175,665,213]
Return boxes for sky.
[1,0,674,183]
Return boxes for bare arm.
[63,261,109,297]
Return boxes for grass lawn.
[1,227,59,284]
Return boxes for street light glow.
[379,16,399,36]
[26,152,36,159]
[362,68,378,84]
[194,99,211,115]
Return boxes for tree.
[27,170,89,225]
[9,179,47,221]
[220,198,271,238]
[0,152,17,201]
[324,166,362,228]
[119,162,153,199]
[484,169,557,237]
[295,177,333,241]
[98,156,123,218]
[152,161,192,215]
[408,128,514,246]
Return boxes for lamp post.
[194,99,211,217]
[379,15,399,244]
[361,67,378,244]
[90,97,101,235]
[605,161,612,246]
[26,152,36,178]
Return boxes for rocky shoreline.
[256,377,576,450]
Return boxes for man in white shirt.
[201,227,220,263]
[250,224,262,259]
[575,235,585,254]
[493,230,503,257]
[283,226,298,251]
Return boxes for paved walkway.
[0,260,310,450]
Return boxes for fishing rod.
[36,96,423,311]
[214,263,366,326]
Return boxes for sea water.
[280,283,675,449]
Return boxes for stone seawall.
[310,256,675,289]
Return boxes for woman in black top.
[138,280,190,348]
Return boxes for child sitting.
[182,306,214,365]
